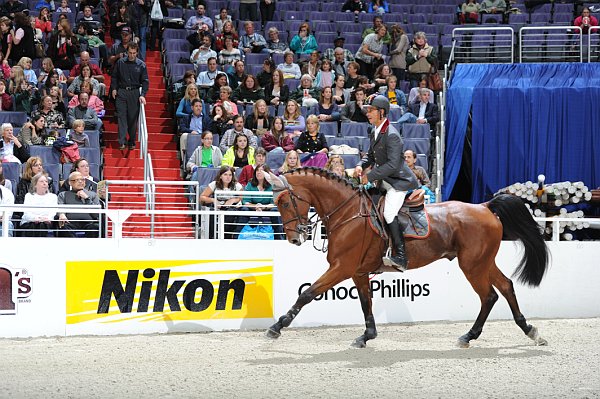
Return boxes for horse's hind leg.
[491,266,548,346]
[350,274,377,348]
[266,267,351,339]
[458,264,499,348]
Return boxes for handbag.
[428,65,443,92]
[34,40,45,59]
[150,0,163,21]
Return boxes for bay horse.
[266,167,550,348]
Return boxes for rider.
[354,95,419,271]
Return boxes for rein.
[276,184,373,253]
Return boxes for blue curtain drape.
[445,63,600,203]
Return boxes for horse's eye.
[281,202,289,209]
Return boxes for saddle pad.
[369,196,430,240]
[398,206,430,239]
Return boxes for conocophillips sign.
[66,260,273,325]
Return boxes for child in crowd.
[18,57,38,86]
[69,119,90,147]
[56,0,72,12]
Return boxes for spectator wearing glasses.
[289,23,318,56]
[57,171,100,237]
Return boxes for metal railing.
[519,26,583,63]
[2,204,599,242]
[452,26,515,64]
[589,27,600,62]
[105,180,199,239]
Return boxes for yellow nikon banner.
[66,259,273,329]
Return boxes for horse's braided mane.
[284,167,358,191]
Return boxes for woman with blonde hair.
[8,64,26,94]
[278,148,299,175]
[175,84,200,118]
[16,156,56,204]
[244,99,273,137]
[295,114,329,167]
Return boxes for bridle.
[274,181,372,252]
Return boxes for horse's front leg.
[350,273,377,348]
[266,267,350,339]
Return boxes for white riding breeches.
[381,181,407,224]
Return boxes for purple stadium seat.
[481,13,503,24]
[319,122,338,136]
[183,9,195,20]
[284,78,300,91]
[2,162,19,195]
[553,13,573,24]
[321,3,339,13]
[166,39,191,52]
[402,123,432,139]
[163,29,189,41]
[310,12,333,22]
[340,122,369,137]
[284,11,305,22]
[431,14,455,25]
[166,8,183,18]
[554,3,573,14]
[508,13,528,24]
[403,137,430,155]
[313,22,337,33]
[530,12,551,24]
[248,64,263,76]
[435,5,457,15]
[276,1,297,12]
[344,33,363,45]
[245,53,270,65]
[413,5,434,15]
[265,21,286,33]
[266,152,287,171]
[287,20,305,34]
[406,14,428,25]
[332,12,356,23]
[391,4,412,14]
[358,13,376,24]
[298,2,319,12]
[338,24,363,35]
[316,32,338,46]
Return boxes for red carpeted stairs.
[102,50,194,238]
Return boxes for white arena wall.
[0,239,598,338]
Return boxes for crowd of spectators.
[1,0,592,239]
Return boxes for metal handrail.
[3,204,600,242]
[519,26,583,63]
[589,26,600,63]
[452,26,515,64]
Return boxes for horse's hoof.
[527,326,548,346]
[265,328,281,339]
[351,338,366,348]
[456,339,470,348]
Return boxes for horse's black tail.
[487,194,550,287]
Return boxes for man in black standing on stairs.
[110,42,149,151]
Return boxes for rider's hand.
[353,165,363,178]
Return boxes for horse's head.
[267,173,311,246]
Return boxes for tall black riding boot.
[383,217,408,272]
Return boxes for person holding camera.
[574,8,598,34]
